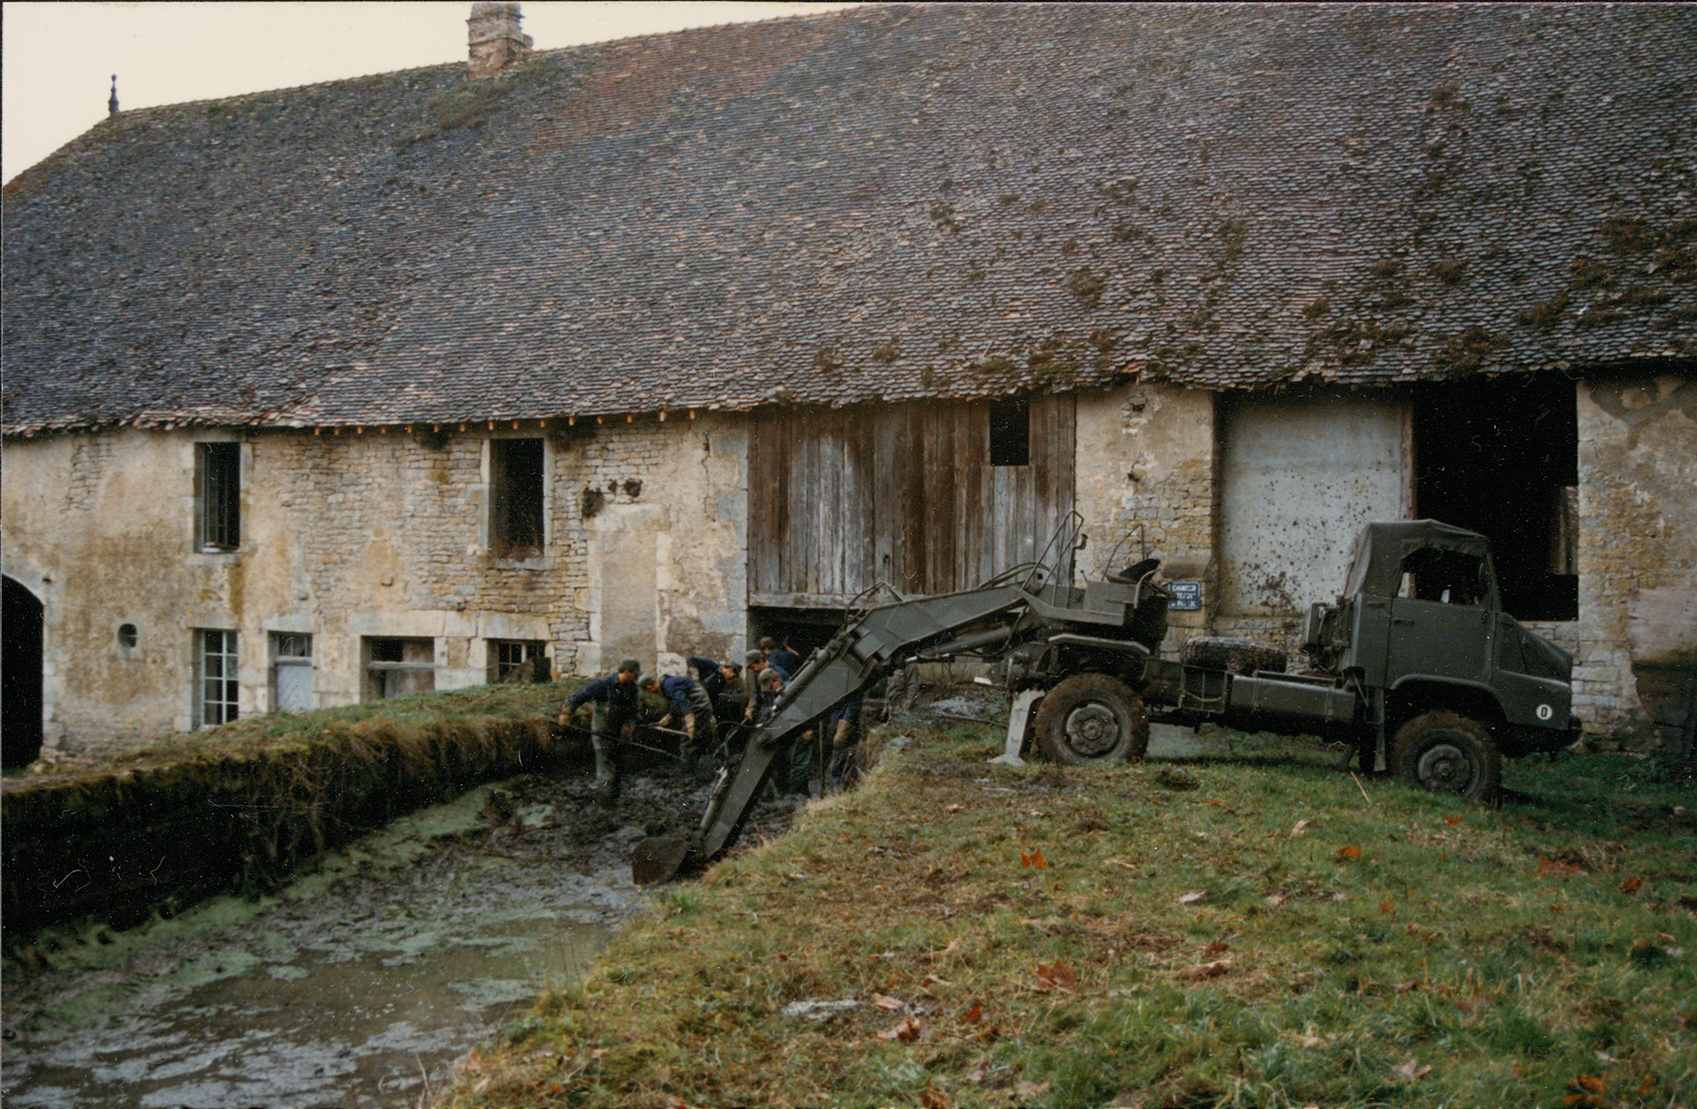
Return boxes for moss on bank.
[2,682,582,945]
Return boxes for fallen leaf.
[945,803,966,813]
[1017,1081,1053,1097]
[1393,1059,1433,1081]
[1539,856,1585,878]
[960,1004,983,1024]
[1020,849,1048,869]
[1444,814,1465,826]
[1621,876,1643,893]
[920,974,954,989]
[1264,893,1286,908]
[1206,940,1231,955]
[1203,798,1231,810]
[1175,957,1233,982]
[1379,900,1396,915]
[1294,1033,1326,1048]
[1178,890,1206,904]
[877,1015,927,1042]
[871,993,905,1012]
[919,1082,950,1109]
[1104,858,1137,870]
[1336,845,1362,860]
[1034,961,1078,993]
[1291,819,1313,837]
[1574,1074,1606,1094]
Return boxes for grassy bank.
[3,681,580,944]
[446,726,1696,1108]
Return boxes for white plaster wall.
[1218,390,1412,618]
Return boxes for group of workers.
[557,637,864,804]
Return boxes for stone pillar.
[468,3,532,80]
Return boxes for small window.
[989,398,1030,467]
[197,442,241,552]
[488,639,547,684]
[272,633,313,714]
[362,636,435,701]
[197,628,239,727]
[490,439,544,558]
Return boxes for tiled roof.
[4,3,1693,436]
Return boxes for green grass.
[444,727,1697,1108]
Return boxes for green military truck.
[1018,519,1582,800]
[637,519,1581,883]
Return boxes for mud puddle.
[2,762,794,1108]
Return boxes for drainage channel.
[1,766,743,1108]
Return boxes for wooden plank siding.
[748,396,1076,607]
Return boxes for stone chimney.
[468,3,532,79]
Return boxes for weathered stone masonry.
[1,416,746,754]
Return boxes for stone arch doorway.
[3,575,45,767]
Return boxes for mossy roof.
[3,3,1694,436]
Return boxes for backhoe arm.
[675,584,1034,874]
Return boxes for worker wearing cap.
[559,657,641,803]
[742,649,790,722]
[641,671,716,772]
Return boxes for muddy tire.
[1391,711,1501,802]
[1179,636,1287,674]
[1032,674,1149,765]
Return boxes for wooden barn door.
[748,395,1075,607]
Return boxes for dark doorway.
[3,576,45,767]
[1415,375,1578,620]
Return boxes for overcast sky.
[1,2,855,183]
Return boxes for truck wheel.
[1390,711,1501,801]
[1031,674,1149,765]
[1179,636,1287,674]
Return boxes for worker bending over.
[641,671,716,772]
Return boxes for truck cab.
[1303,521,1580,780]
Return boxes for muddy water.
[1,767,741,1108]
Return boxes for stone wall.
[1574,372,1697,753]
[1074,382,1217,649]
[0,416,746,755]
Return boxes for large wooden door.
[748,396,1075,606]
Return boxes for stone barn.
[3,3,1693,763]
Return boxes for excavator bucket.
[631,835,695,886]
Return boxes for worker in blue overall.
[827,691,865,792]
[558,657,641,804]
[641,671,716,773]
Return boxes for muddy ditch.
[1,761,803,1108]
[2,713,575,941]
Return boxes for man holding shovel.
[559,657,642,804]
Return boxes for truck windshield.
[1401,548,1487,605]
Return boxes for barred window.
[488,639,546,684]
[197,442,241,551]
